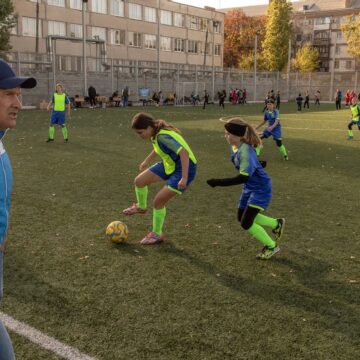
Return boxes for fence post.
[195,64,198,95]
[212,65,215,103]
[111,58,114,93]
[354,71,358,93]
[136,60,139,102]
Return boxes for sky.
[174,0,270,9]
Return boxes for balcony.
[313,38,331,46]
[314,23,330,31]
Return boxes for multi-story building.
[9,0,224,71]
[222,0,360,72]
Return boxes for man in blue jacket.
[0,59,36,360]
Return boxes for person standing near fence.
[275,91,281,109]
[203,90,210,109]
[0,59,37,360]
[335,88,342,110]
[46,83,70,143]
[303,91,310,109]
[122,86,129,107]
[314,89,321,105]
[88,85,97,109]
[296,93,303,112]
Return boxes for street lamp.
[82,0,88,96]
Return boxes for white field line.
[0,312,97,360]
[282,126,345,132]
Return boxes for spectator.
[296,93,303,112]
[335,88,342,110]
[122,85,130,107]
[303,91,310,109]
[276,91,281,110]
[314,90,321,105]
[203,90,210,109]
[111,90,121,107]
[218,89,226,109]
[88,85,97,108]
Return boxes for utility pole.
[157,0,161,92]
[82,0,88,96]
[35,0,40,56]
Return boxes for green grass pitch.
[3,102,360,359]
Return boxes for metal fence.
[2,52,359,107]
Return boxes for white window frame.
[160,36,171,51]
[128,31,141,47]
[174,13,185,27]
[346,60,352,69]
[144,7,156,23]
[22,17,41,37]
[160,10,172,25]
[111,29,125,45]
[92,0,107,14]
[48,20,66,36]
[174,38,185,52]
[129,3,142,20]
[69,0,82,10]
[144,34,156,49]
[189,16,200,30]
[91,26,106,41]
[69,23,83,38]
[47,0,65,7]
[214,44,221,56]
[213,21,221,33]
[110,0,124,17]
[188,40,199,54]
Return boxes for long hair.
[131,112,180,134]
[226,117,262,148]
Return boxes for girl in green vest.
[347,97,360,140]
[46,83,71,142]
[123,112,197,245]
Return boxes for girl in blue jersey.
[256,99,288,160]
[207,117,285,260]
[123,112,197,245]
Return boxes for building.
[9,0,224,71]
[222,0,360,72]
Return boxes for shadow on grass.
[158,242,360,343]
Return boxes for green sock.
[152,207,166,235]
[135,186,148,209]
[61,126,68,140]
[247,223,276,249]
[348,130,353,137]
[255,146,261,156]
[49,126,55,140]
[279,144,288,157]
[254,213,277,230]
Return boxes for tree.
[238,52,268,70]
[262,0,293,71]
[341,15,360,59]
[0,0,16,53]
[224,9,266,68]
[291,43,319,73]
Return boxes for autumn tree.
[0,0,16,53]
[262,0,293,71]
[341,15,360,58]
[291,43,319,73]
[224,9,266,68]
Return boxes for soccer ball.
[106,221,129,243]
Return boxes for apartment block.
[9,0,224,71]
[223,0,360,72]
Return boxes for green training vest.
[350,104,360,121]
[152,129,197,175]
[54,93,66,111]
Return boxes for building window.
[91,26,106,41]
[202,42,211,54]
[174,38,185,52]
[144,34,156,49]
[128,31,141,47]
[188,40,199,53]
[111,29,125,45]
[22,17,40,37]
[129,3,141,20]
[69,23,82,38]
[10,17,17,35]
[337,31,342,39]
[200,18,208,31]
[160,36,171,51]
[92,0,107,14]
[144,7,156,22]
[334,60,339,69]
[70,0,82,10]
[213,21,221,33]
[174,13,185,27]
[160,10,172,25]
[47,0,65,7]
[110,0,124,17]
[315,17,331,25]
[189,16,200,30]
[214,44,221,56]
[335,45,340,55]
[296,34,302,42]
[346,60,352,69]
[48,21,66,36]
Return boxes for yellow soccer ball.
[106,221,129,243]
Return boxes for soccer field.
[3,103,360,359]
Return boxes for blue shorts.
[149,161,197,194]
[263,126,282,141]
[239,187,272,211]
[50,111,66,125]
[348,120,360,127]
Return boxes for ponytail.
[132,112,180,134]
[225,117,262,148]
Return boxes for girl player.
[207,117,285,260]
[123,113,197,244]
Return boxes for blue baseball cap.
[0,59,37,89]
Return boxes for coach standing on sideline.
[0,59,36,360]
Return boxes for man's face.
[0,87,22,130]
